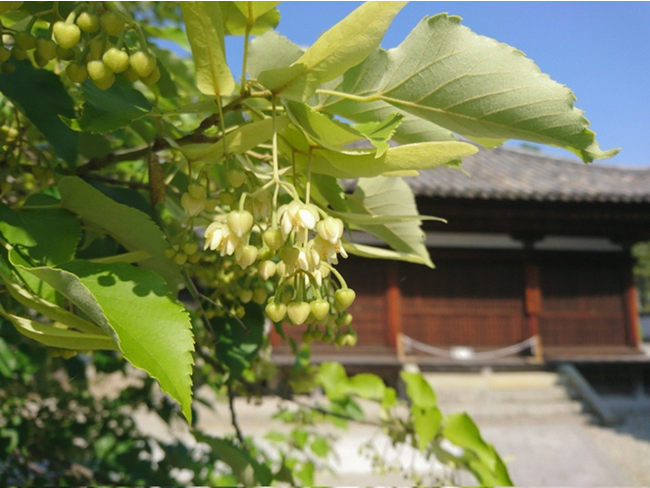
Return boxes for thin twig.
[228,383,247,449]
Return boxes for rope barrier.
[401,334,538,361]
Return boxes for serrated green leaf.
[0,60,78,166]
[61,81,152,134]
[248,30,304,80]
[181,116,289,165]
[323,14,617,162]
[16,259,194,422]
[222,1,281,36]
[412,405,442,452]
[347,177,434,267]
[58,177,182,292]
[214,304,265,382]
[182,2,235,97]
[292,141,477,179]
[258,2,406,101]
[401,371,437,408]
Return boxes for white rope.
[401,334,538,361]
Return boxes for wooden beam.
[386,262,402,349]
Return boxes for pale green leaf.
[258,2,406,101]
[0,265,104,335]
[292,141,477,179]
[284,100,364,149]
[348,373,386,400]
[248,31,303,79]
[61,81,152,134]
[347,176,438,268]
[323,14,618,162]
[333,212,445,226]
[400,371,437,408]
[221,2,280,36]
[0,305,116,351]
[17,259,194,422]
[412,405,442,452]
[58,177,183,293]
[182,2,235,97]
[318,362,349,400]
[343,242,435,266]
[443,412,497,471]
[181,116,289,164]
[352,113,404,157]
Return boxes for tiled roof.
[405,146,650,203]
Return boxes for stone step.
[431,385,573,404]
[436,398,585,420]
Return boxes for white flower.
[317,217,344,244]
[312,235,347,264]
[204,221,226,251]
[278,201,320,240]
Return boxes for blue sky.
[224,2,650,167]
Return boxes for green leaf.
[258,2,406,101]
[0,195,81,302]
[442,412,502,475]
[326,14,617,162]
[58,176,183,292]
[16,259,194,422]
[182,2,235,97]
[295,461,315,486]
[400,371,437,408]
[61,81,152,134]
[0,262,106,335]
[0,337,17,377]
[0,60,78,166]
[343,242,435,266]
[292,141,477,179]
[352,113,404,157]
[0,304,116,351]
[222,1,281,36]
[0,197,81,267]
[196,433,273,485]
[181,116,289,165]
[214,304,265,382]
[318,362,350,400]
[346,177,434,267]
[348,373,386,400]
[248,31,303,80]
[310,436,330,458]
[412,405,442,452]
[284,100,364,149]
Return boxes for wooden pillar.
[624,265,642,350]
[386,261,402,350]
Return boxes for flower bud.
[310,299,330,321]
[265,302,287,322]
[334,288,356,311]
[263,228,285,251]
[239,289,253,303]
[258,260,277,280]
[317,217,344,244]
[227,210,254,238]
[287,301,311,325]
[236,244,258,269]
[181,192,206,217]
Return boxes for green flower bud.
[265,302,287,322]
[287,301,311,325]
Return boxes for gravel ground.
[585,412,650,485]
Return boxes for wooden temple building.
[274,146,650,365]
